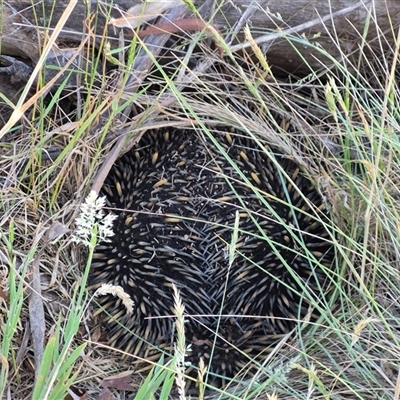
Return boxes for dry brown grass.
[1,3,400,399]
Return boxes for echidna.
[91,126,334,380]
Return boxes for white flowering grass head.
[73,190,116,247]
[95,283,134,314]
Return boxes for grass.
[0,1,399,399]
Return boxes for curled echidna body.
[91,127,334,379]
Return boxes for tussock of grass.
[0,1,399,399]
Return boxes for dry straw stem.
[28,224,57,385]
[0,0,78,140]
[229,1,371,54]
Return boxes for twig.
[229,1,371,53]
[134,18,224,57]
[225,0,258,45]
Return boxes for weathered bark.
[0,0,397,70]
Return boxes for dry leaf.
[101,370,135,391]
[0,286,8,301]
[45,221,70,243]
[109,0,184,29]
[98,387,114,400]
